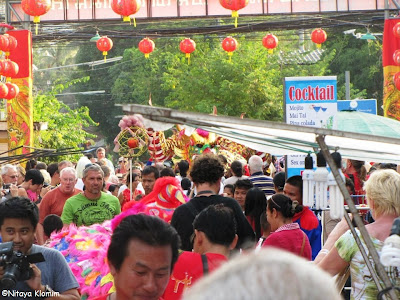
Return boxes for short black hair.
[0,197,39,229]
[47,163,59,177]
[177,160,189,177]
[234,179,253,192]
[181,178,192,191]
[108,214,180,271]
[230,161,243,177]
[25,169,44,185]
[190,154,224,184]
[35,162,47,170]
[193,204,237,247]
[273,172,286,191]
[160,167,175,178]
[43,214,63,237]
[142,166,160,180]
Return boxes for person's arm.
[318,246,349,276]
[17,187,28,198]
[314,216,350,264]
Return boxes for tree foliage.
[33,78,98,162]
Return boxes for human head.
[16,165,26,185]
[40,169,51,186]
[35,162,47,170]
[273,172,286,193]
[248,155,264,175]
[346,159,366,181]
[364,169,400,218]
[267,194,302,231]
[101,165,111,180]
[190,154,224,186]
[1,164,19,185]
[283,175,303,205]
[223,184,234,198]
[96,147,106,159]
[192,204,238,252]
[59,167,78,194]
[0,197,39,254]
[183,249,342,300]
[108,184,120,197]
[47,162,59,179]
[83,164,104,196]
[43,214,63,238]
[233,179,253,210]
[230,160,244,177]
[108,214,180,300]
[126,172,141,191]
[142,166,160,195]
[181,178,192,191]
[58,160,73,173]
[160,167,175,178]
[245,187,266,217]
[24,169,45,192]
[177,160,189,178]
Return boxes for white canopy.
[119,104,400,163]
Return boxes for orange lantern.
[96,36,113,62]
[0,82,8,99]
[112,0,141,26]
[1,60,19,81]
[393,50,400,66]
[138,38,155,58]
[219,0,249,28]
[262,34,278,54]
[394,23,400,38]
[0,35,9,56]
[222,36,238,62]
[4,82,19,100]
[179,38,196,64]
[311,28,327,48]
[2,34,17,57]
[21,0,52,34]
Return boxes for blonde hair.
[183,249,341,300]
[364,169,400,217]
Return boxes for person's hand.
[9,184,19,197]
[25,264,44,292]
[40,186,51,198]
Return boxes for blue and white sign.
[284,76,337,177]
[337,99,377,115]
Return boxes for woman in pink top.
[263,194,312,260]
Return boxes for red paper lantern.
[179,38,196,64]
[127,138,139,148]
[96,36,113,61]
[222,36,238,62]
[2,60,19,79]
[112,0,141,25]
[219,0,249,27]
[138,38,155,58]
[311,28,327,48]
[262,34,278,54]
[4,83,19,100]
[0,60,11,77]
[394,23,400,38]
[2,34,17,57]
[393,50,400,66]
[0,35,10,54]
[21,0,51,24]
[0,82,8,99]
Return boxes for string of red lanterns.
[0,34,17,58]
[111,0,141,27]
[392,22,400,91]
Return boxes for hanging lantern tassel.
[232,11,239,28]
[103,51,108,62]
[228,52,233,63]
[185,53,190,65]
[123,16,130,22]
[33,16,41,35]
[133,17,137,27]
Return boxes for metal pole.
[345,71,350,100]
[316,135,399,300]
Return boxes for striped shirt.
[249,172,275,196]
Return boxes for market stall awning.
[118,104,400,163]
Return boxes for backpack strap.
[185,200,199,218]
[201,254,209,275]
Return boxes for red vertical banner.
[383,18,400,120]
[7,30,33,155]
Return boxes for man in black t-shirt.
[171,154,255,251]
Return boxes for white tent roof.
[119,104,400,163]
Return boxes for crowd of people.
[0,149,398,300]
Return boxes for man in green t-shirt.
[61,164,121,226]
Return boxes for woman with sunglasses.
[263,194,312,260]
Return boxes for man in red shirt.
[163,204,238,300]
[37,167,81,244]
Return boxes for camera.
[0,242,45,289]
[2,184,10,194]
